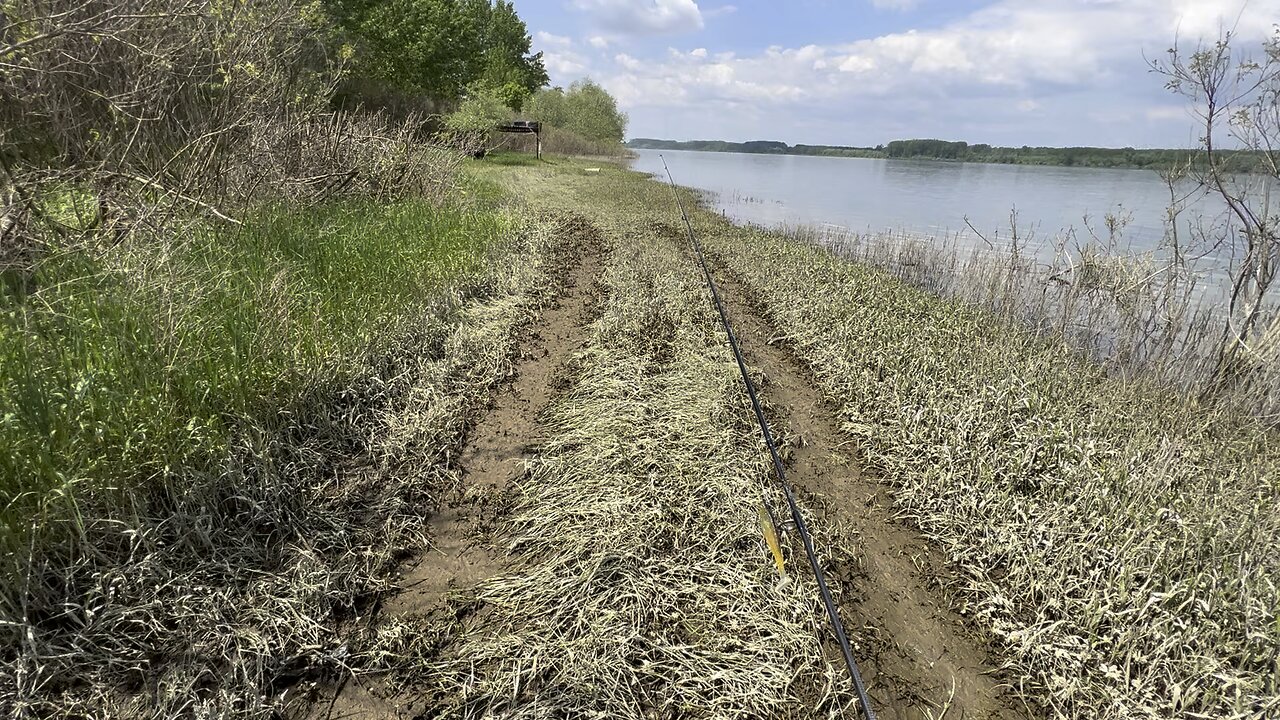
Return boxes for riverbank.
[413,155,1276,719]
[4,153,1276,719]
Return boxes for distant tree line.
[628,137,1266,170]
[627,138,880,158]
[882,139,1217,169]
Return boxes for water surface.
[630,148,1219,255]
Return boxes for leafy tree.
[442,80,511,153]
[325,0,545,105]
[478,0,548,110]
[525,79,627,143]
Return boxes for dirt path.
[383,231,602,619]
[310,220,603,720]
[705,252,1031,720]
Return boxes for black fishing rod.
[659,155,877,720]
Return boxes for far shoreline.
[626,138,1211,171]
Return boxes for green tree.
[442,80,511,152]
[326,0,546,104]
[525,85,568,127]
[526,79,627,142]
[479,0,548,110]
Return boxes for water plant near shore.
[789,220,1280,419]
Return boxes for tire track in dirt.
[307,218,604,720]
[702,250,1032,720]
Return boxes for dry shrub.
[0,0,460,256]
[237,112,462,204]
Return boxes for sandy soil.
[306,220,603,719]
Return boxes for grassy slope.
[1,194,504,539]
[490,154,1279,719]
[1,172,577,715]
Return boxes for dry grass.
[482,159,1279,718]
[787,223,1280,418]
[699,217,1280,719]
[354,164,866,718]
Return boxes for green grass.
[479,150,543,167]
[0,196,509,544]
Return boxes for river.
[629,148,1240,269]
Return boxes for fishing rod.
[659,155,877,720]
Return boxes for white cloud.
[570,0,704,35]
[544,52,588,76]
[871,0,919,10]
[615,53,643,70]
[601,1,1280,106]
[534,31,573,48]
[587,35,611,49]
[1146,104,1190,122]
[573,0,1280,145]
[535,33,587,77]
[704,4,737,18]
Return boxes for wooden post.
[536,130,541,160]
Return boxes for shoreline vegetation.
[4,2,1279,717]
[627,137,1246,170]
[575,156,1280,718]
[1,1,628,715]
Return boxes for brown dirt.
[705,254,1033,720]
[302,221,603,720]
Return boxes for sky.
[516,0,1280,148]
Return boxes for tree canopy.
[525,80,628,143]
[325,0,546,107]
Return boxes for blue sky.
[517,0,1280,148]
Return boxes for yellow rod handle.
[759,504,787,576]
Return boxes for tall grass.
[0,180,590,715]
[1,197,506,545]
[783,222,1280,419]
